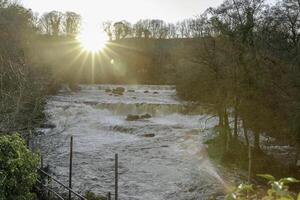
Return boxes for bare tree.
[102,21,113,41]
[176,19,192,38]
[121,20,132,38]
[39,12,52,35]
[278,0,300,52]
[210,0,265,45]
[133,20,145,38]
[149,19,165,38]
[167,23,177,38]
[49,11,63,36]
[63,12,81,37]
[132,19,153,38]
[39,11,63,36]
[189,15,211,38]
[113,21,132,40]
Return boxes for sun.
[77,27,108,53]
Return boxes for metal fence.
[36,136,118,200]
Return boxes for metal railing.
[37,168,87,200]
[36,136,118,200]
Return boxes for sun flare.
[77,28,108,53]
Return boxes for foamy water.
[35,85,225,199]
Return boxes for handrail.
[36,137,117,200]
[37,168,87,200]
[37,180,65,200]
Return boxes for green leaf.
[279,177,300,185]
[225,193,237,200]
[237,184,254,192]
[271,181,283,191]
[257,174,275,182]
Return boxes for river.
[34,84,235,199]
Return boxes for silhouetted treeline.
[38,11,81,37]
[33,9,213,40]
[101,17,211,40]
[34,10,210,40]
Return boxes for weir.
[34,84,224,199]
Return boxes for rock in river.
[141,113,152,119]
[142,133,155,138]
[126,114,140,121]
[126,113,152,121]
[112,87,125,95]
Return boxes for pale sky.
[22,0,231,23]
[21,0,276,32]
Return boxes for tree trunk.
[295,144,300,167]
[224,109,231,152]
[224,109,231,138]
[254,131,260,151]
[218,107,224,135]
[248,141,252,183]
[242,119,249,147]
[234,106,238,139]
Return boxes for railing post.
[69,136,73,200]
[27,130,32,149]
[41,155,43,169]
[26,137,30,148]
[115,154,118,200]
[107,192,111,200]
[47,176,51,199]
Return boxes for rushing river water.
[35,85,229,200]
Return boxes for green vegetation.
[0,134,39,200]
[84,191,106,200]
[226,175,300,200]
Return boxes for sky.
[22,0,229,23]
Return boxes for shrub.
[226,174,300,200]
[0,134,38,200]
